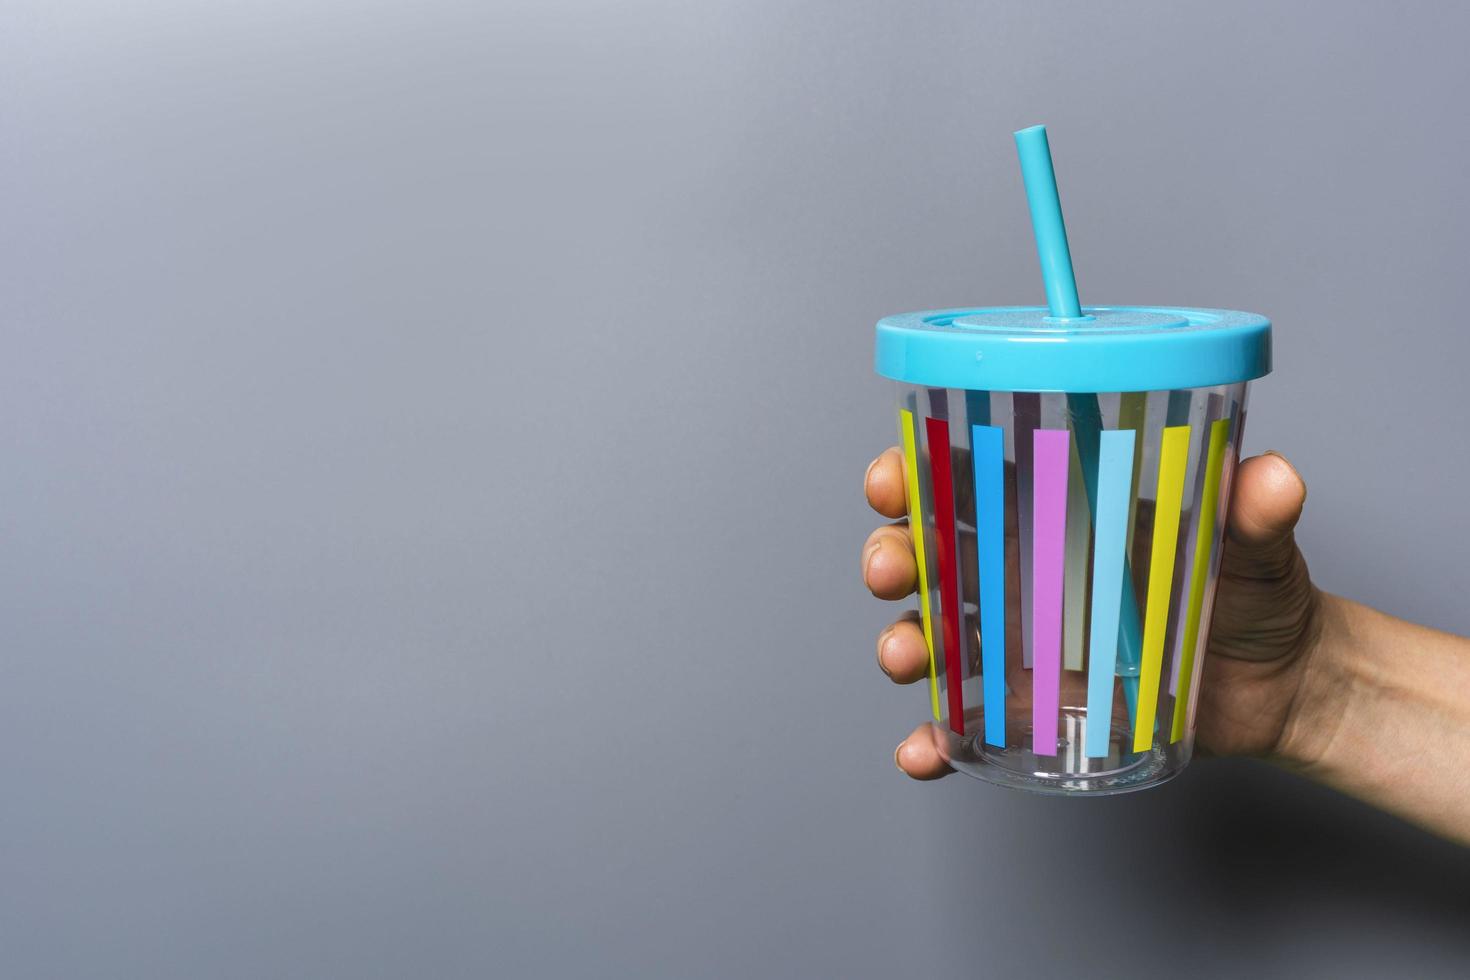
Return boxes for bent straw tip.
[1014,124,1047,138]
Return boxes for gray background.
[4,1,1470,977]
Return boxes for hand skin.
[862,448,1470,847]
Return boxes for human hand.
[861,446,1317,779]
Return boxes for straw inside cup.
[1013,124,1149,740]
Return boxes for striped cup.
[896,383,1247,794]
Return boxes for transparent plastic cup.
[876,306,1270,795]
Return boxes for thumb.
[1224,452,1307,576]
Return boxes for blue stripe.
[1085,429,1137,757]
[972,423,1007,747]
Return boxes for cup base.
[944,706,1186,796]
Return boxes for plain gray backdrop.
[5,1,1470,977]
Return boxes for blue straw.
[1013,125,1082,319]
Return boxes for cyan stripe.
[1067,394,1143,724]
[1085,428,1136,758]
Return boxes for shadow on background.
[928,757,1470,975]
[1168,759,1470,922]
[1181,764,1470,887]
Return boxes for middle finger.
[862,524,917,599]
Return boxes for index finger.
[865,447,908,519]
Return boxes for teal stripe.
[965,389,990,428]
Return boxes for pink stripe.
[1031,428,1069,756]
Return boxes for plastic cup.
[875,306,1271,794]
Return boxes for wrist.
[1271,590,1358,773]
[1269,592,1470,844]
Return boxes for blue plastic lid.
[874,305,1271,393]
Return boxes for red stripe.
[925,416,965,736]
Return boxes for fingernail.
[876,627,894,675]
[894,742,906,773]
[864,455,879,487]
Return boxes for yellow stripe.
[1170,418,1231,742]
[1132,424,1191,753]
[899,408,941,721]
[1118,392,1148,556]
